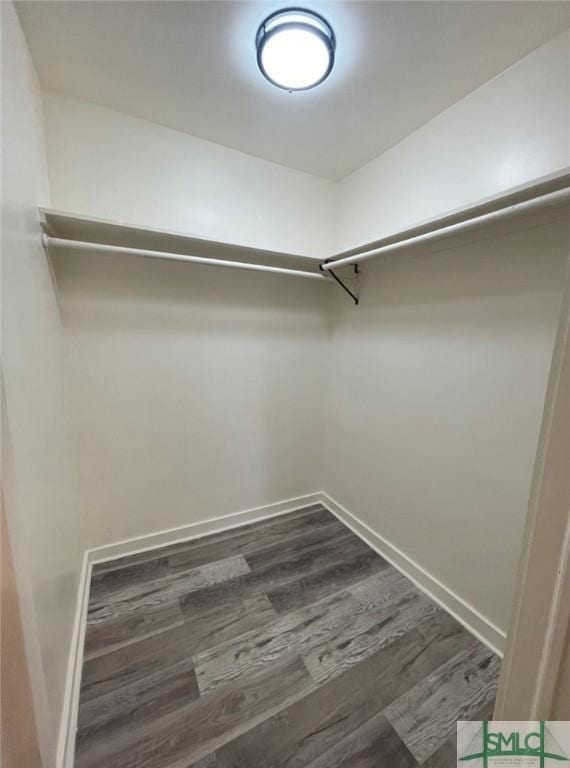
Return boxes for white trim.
[324,187,570,270]
[495,271,570,718]
[532,514,570,715]
[39,207,321,263]
[56,551,91,768]
[318,491,506,657]
[56,492,320,767]
[88,493,321,565]
[332,167,570,258]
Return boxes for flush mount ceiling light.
[256,8,336,92]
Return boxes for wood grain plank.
[243,530,370,594]
[84,600,185,660]
[213,610,474,768]
[239,519,349,567]
[193,587,363,695]
[75,655,315,768]
[89,558,171,606]
[421,701,494,768]
[180,593,278,656]
[180,537,382,621]
[85,556,253,659]
[193,569,438,696]
[305,713,418,768]
[81,622,198,702]
[76,657,199,754]
[244,524,365,575]
[171,512,343,574]
[265,545,388,614]
[302,582,438,685]
[418,737,456,768]
[88,555,251,622]
[385,643,500,764]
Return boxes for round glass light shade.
[256,9,335,91]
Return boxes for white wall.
[323,213,570,646]
[324,33,570,639]
[336,31,570,252]
[42,91,336,259]
[1,4,83,764]
[50,249,329,547]
[323,30,570,646]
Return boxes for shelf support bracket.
[320,263,359,305]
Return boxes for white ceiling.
[17,1,569,180]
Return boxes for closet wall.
[1,4,82,763]
[325,31,570,648]
[336,30,570,251]
[42,91,333,551]
[323,218,569,648]
[42,91,337,258]
[50,251,329,549]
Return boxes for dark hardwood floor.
[75,504,499,768]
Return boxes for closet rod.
[42,235,329,281]
[322,187,570,271]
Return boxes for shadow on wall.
[50,249,330,332]
[346,207,570,310]
[2,389,82,757]
[324,215,570,635]
[47,251,330,549]
[1,497,42,768]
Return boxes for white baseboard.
[56,550,92,768]
[56,491,321,767]
[88,492,322,565]
[318,491,506,657]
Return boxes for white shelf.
[333,167,570,259]
[40,166,570,279]
[39,208,322,273]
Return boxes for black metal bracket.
[320,263,359,305]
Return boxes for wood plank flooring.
[76,504,500,768]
